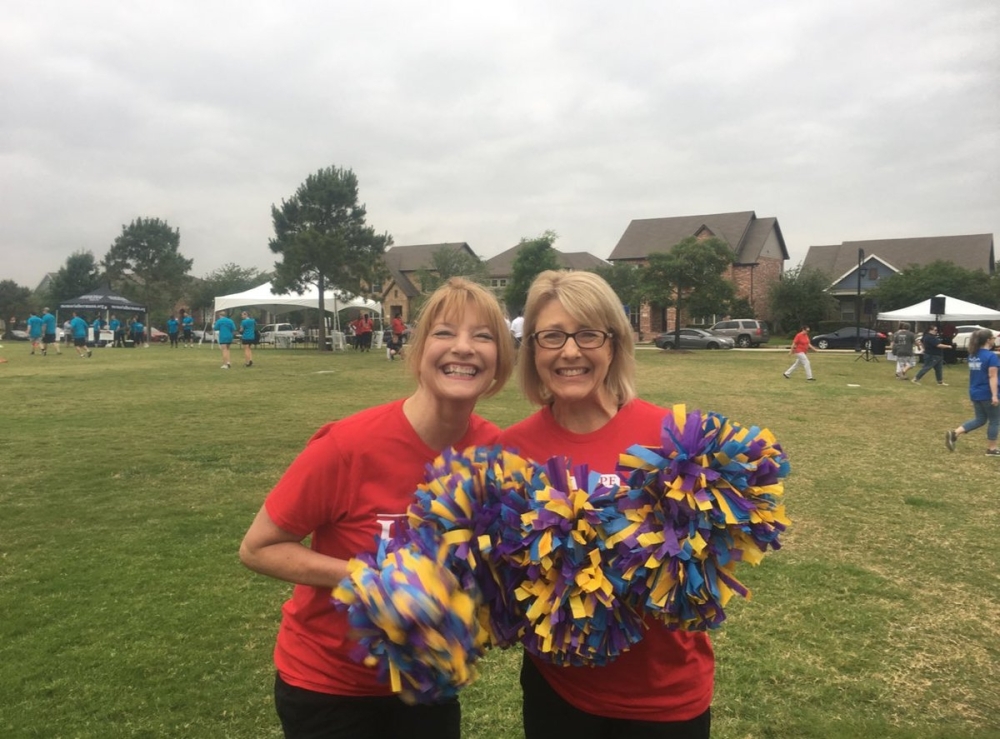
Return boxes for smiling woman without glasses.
[239,278,514,739]
[500,270,714,739]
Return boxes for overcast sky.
[3,0,997,288]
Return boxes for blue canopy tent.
[57,285,147,345]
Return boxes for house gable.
[829,255,899,294]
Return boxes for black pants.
[273,673,460,739]
[520,656,711,739]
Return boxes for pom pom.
[332,536,487,704]
[407,447,644,665]
[406,446,535,647]
[611,404,791,631]
[498,456,646,666]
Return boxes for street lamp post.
[855,248,865,351]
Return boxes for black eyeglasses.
[531,329,613,350]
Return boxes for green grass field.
[1,343,998,738]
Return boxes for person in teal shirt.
[91,316,104,347]
[240,311,258,368]
[214,311,236,369]
[27,311,43,354]
[41,307,60,355]
[167,315,180,348]
[109,315,123,347]
[181,310,194,347]
[131,319,145,347]
[70,312,91,358]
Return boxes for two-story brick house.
[608,211,789,336]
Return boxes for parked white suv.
[259,323,305,344]
[951,325,1000,354]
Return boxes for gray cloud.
[2,0,997,287]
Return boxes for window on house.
[868,267,878,280]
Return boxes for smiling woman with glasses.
[530,328,613,350]
[500,270,713,739]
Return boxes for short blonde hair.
[518,270,636,406]
[406,277,515,397]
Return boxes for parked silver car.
[654,328,735,350]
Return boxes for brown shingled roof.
[384,242,478,272]
[485,245,608,277]
[802,234,995,278]
[608,211,789,262]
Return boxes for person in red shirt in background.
[783,325,817,382]
[500,271,713,739]
[387,313,406,360]
[356,313,374,352]
[239,278,515,739]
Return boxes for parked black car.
[810,327,884,349]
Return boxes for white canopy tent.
[877,294,1000,323]
[213,281,381,329]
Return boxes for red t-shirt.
[499,399,714,722]
[264,399,500,696]
[792,331,811,353]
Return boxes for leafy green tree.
[187,264,269,321]
[767,266,839,333]
[45,250,101,305]
[412,247,489,313]
[640,237,734,347]
[0,279,34,335]
[726,297,755,320]
[103,217,193,318]
[685,276,736,320]
[593,262,644,313]
[504,231,560,315]
[870,260,996,311]
[269,166,392,350]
